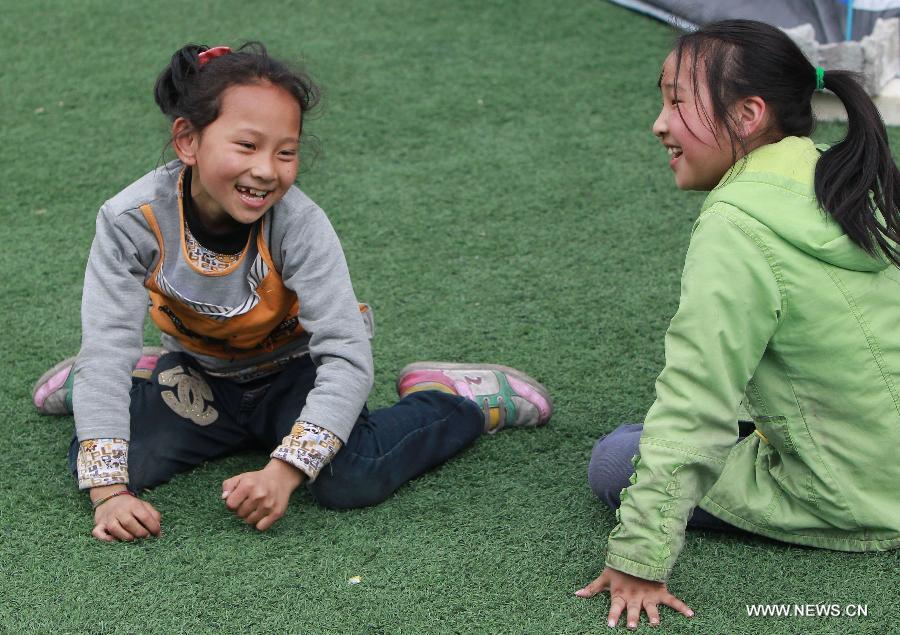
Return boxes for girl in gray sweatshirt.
[32,42,552,542]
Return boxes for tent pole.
[846,0,855,41]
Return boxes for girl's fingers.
[661,593,694,618]
[607,595,626,628]
[574,572,609,598]
[119,514,150,539]
[244,507,266,526]
[108,519,135,542]
[92,524,115,542]
[626,600,642,630]
[255,512,278,532]
[134,507,162,536]
[573,588,593,598]
[93,502,163,542]
[236,497,259,519]
[222,475,241,499]
[225,486,250,511]
[644,600,661,627]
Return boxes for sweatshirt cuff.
[77,438,129,490]
[270,421,342,482]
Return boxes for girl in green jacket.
[577,19,900,629]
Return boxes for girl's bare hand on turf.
[222,459,305,531]
[575,566,693,629]
[91,486,162,542]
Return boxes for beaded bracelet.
[91,489,136,510]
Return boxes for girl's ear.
[735,95,768,140]
[172,117,199,165]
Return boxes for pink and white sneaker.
[396,362,553,433]
[32,347,166,416]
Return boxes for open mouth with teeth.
[666,146,683,159]
[235,184,271,201]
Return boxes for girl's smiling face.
[173,81,302,233]
[652,52,737,191]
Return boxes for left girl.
[32,42,552,542]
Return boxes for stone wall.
[784,18,899,95]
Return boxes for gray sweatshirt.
[72,162,374,443]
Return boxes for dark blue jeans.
[588,423,743,532]
[69,352,484,509]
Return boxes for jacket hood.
[701,136,889,273]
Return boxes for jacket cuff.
[605,552,670,583]
[270,421,342,482]
[77,438,129,490]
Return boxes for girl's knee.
[123,448,178,492]
[587,424,643,509]
[308,465,395,510]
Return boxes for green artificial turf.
[1,1,898,633]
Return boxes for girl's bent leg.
[308,391,483,509]
[68,352,252,492]
[588,423,741,532]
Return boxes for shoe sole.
[396,361,554,414]
[32,356,77,410]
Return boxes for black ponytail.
[673,20,900,268]
[153,44,207,122]
[815,70,900,266]
[153,41,320,136]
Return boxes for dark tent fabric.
[610,0,900,43]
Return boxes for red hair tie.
[198,46,231,66]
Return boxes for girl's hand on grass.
[222,459,305,531]
[91,486,162,542]
[575,566,693,629]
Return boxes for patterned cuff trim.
[77,438,129,490]
[270,421,342,482]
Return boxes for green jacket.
[605,136,900,582]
